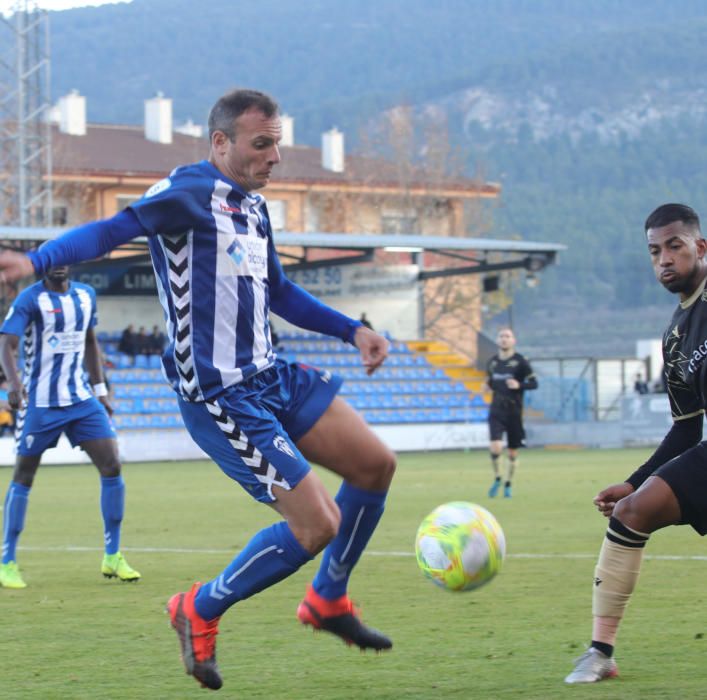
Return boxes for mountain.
[40,0,707,354]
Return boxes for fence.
[525,356,652,423]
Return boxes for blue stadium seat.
[115,354,133,369]
[134,355,149,369]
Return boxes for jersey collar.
[680,274,707,309]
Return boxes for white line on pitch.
[15,545,707,562]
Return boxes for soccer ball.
[415,501,506,592]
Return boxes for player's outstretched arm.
[352,326,389,376]
[0,210,146,284]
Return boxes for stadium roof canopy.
[0,226,565,279]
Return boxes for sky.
[0,0,131,15]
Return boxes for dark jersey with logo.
[486,352,538,415]
[662,280,707,421]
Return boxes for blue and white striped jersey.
[0,280,97,408]
[130,160,280,402]
[27,160,359,404]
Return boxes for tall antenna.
[0,0,52,228]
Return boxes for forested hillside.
[43,0,707,354]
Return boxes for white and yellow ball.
[415,501,506,591]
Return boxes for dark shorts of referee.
[653,441,707,535]
[488,409,526,450]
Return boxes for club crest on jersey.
[273,435,296,458]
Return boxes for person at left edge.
[0,263,140,589]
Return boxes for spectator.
[359,312,373,330]
[135,326,150,356]
[633,373,649,395]
[148,325,166,355]
[118,324,136,356]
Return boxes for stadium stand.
[99,330,492,429]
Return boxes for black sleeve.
[625,413,704,490]
[520,357,538,390]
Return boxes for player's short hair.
[208,89,279,141]
[645,203,701,234]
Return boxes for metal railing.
[525,356,652,422]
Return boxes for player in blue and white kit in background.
[0,263,140,589]
[0,88,396,691]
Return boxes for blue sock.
[3,481,30,564]
[194,521,313,620]
[312,481,387,600]
[100,475,124,555]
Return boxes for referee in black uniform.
[485,327,537,498]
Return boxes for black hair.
[645,203,701,233]
[207,89,279,141]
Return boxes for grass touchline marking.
[17,545,707,562]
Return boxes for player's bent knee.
[356,447,396,491]
[95,461,121,478]
[613,492,663,534]
[379,447,397,484]
[613,495,642,529]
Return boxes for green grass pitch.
[1,447,706,699]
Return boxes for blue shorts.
[178,359,342,503]
[16,397,116,456]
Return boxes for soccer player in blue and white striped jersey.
[0,263,140,588]
[0,89,396,691]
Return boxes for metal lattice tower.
[0,0,52,228]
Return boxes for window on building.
[51,206,68,226]
[381,214,418,234]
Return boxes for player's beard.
[662,263,705,296]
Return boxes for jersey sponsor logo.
[145,177,171,198]
[223,234,268,278]
[227,238,245,265]
[273,435,296,458]
[46,330,84,354]
[688,338,707,374]
[219,203,241,213]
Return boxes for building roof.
[51,124,500,196]
[0,226,564,280]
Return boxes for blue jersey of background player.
[0,88,397,690]
[0,263,140,589]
